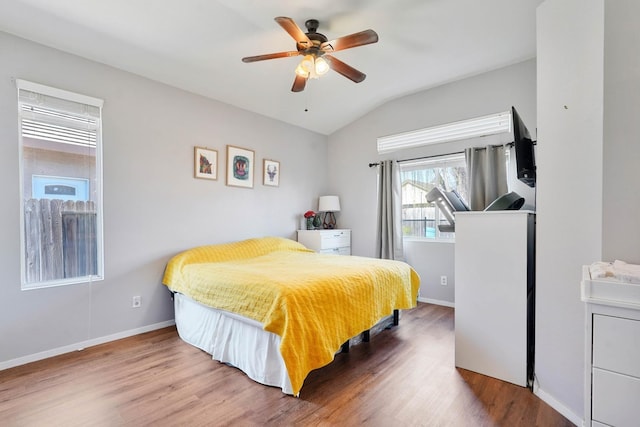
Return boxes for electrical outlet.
[132,296,141,308]
[440,276,448,286]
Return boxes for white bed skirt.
[174,293,396,395]
[174,293,294,394]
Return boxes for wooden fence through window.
[24,199,97,284]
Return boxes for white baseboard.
[419,296,455,308]
[0,319,175,372]
[534,383,583,426]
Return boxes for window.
[400,154,468,240]
[17,80,104,289]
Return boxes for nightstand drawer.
[297,229,351,255]
[319,246,351,256]
[320,231,350,249]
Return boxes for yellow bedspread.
[162,237,420,396]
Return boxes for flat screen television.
[512,106,536,187]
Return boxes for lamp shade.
[318,195,340,212]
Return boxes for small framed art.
[194,147,218,180]
[226,145,255,188]
[263,159,280,187]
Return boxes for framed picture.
[194,147,218,180]
[226,145,255,188]
[263,159,280,187]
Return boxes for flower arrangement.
[303,210,322,229]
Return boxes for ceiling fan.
[242,17,379,93]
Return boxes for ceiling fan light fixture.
[314,56,329,76]
[300,55,314,72]
[295,54,329,80]
[295,63,309,78]
[296,54,328,79]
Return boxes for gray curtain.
[465,145,508,210]
[376,160,404,260]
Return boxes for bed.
[162,236,420,396]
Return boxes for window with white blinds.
[17,79,104,289]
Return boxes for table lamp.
[318,195,341,229]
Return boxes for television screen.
[512,106,536,187]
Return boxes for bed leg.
[362,330,370,342]
[393,309,399,326]
[341,340,350,353]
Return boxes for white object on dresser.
[454,211,535,388]
[581,266,640,427]
[297,229,351,255]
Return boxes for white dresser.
[582,268,640,427]
[296,229,351,255]
[454,211,535,388]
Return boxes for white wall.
[602,0,640,262]
[404,241,455,305]
[536,0,640,423]
[536,1,604,421]
[0,32,327,366]
[327,59,537,304]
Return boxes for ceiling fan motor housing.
[301,19,327,53]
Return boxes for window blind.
[377,111,511,154]
[18,84,101,148]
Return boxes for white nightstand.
[297,229,351,255]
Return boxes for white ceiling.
[0,0,542,135]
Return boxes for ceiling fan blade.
[323,55,366,83]
[321,29,379,52]
[275,16,312,49]
[242,51,300,63]
[291,74,307,92]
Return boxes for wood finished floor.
[0,303,574,426]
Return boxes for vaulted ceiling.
[0,0,542,135]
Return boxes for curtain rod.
[369,151,464,168]
[368,150,464,168]
[367,140,536,168]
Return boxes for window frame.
[17,79,104,290]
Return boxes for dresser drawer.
[297,229,351,255]
[592,368,640,427]
[320,230,350,249]
[593,314,640,377]
[319,246,351,256]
